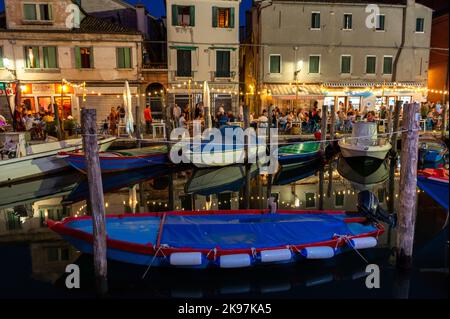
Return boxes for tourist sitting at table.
[279,113,287,132]
[286,112,294,132]
[0,115,7,133]
[179,113,187,129]
[258,110,269,128]
[227,111,235,123]
[366,111,376,123]
[426,111,435,130]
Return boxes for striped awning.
[264,84,324,97]
[322,81,425,88]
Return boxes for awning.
[169,45,198,50]
[322,81,425,88]
[264,84,324,97]
[208,47,238,51]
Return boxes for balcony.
[170,70,196,81]
[211,71,236,81]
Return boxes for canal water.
[0,155,448,299]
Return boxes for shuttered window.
[383,56,393,74]
[177,50,192,77]
[212,7,235,28]
[216,50,230,77]
[23,3,52,21]
[341,56,351,74]
[269,55,281,74]
[172,5,195,26]
[366,56,377,74]
[309,56,320,73]
[43,46,58,68]
[117,47,132,69]
[75,47,94,69]
[0,47,4,68]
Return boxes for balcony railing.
[211,71,236,81]
[142,62,168,70]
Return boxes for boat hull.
[417,169,449,210]
[339,142,391,161]
[0,137,115,185]
[48,210,384,269]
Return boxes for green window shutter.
[383,57,393,74]
[33,46,40,68]
[172,5,178,26]
[341,56,351,73]
[74,47,81,68]
[43,47,57,68]
[309,56,320,73]
[270,55,280,74]
[0,47,4,68]
[89,47,94,68]
[117,48,124,68]
[43,47,49,68]
[366,57,376,74]
[124,48,131,68]
[230,8,235,28]
[212,7,218,28]
[189,6,195,26]
[24,4,37,20]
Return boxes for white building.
[0,0,143,123]
[166,0,241,116]
[245,0,433,113]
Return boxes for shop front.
[262,84,324,114]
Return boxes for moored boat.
[338,122,391,162]
[277,142,322,168]
[58,145,169,174]
[418,136,448,165]
[0,133,116,186]
[48,192,386,269]
[417,168,449,210]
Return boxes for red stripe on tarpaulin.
[47,210,383,258]
[58,151,166,160]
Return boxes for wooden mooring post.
[81,109,108,295]
[396,102,420,270]
[390,101,402,155]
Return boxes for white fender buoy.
[170,252,203,266]
[300,246,335,259]
[349,237,378,249]
[260,249,292,263]
[219,254,251,268]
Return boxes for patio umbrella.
[203,81,212,129]
[123,80,134,136]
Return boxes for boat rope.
[141,245,167,280]
[78,127,419,148]
[343,236,369,264]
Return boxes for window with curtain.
[117,47,132,69]
[376,15,385,31]
[366,56,376,74]
[75,47,94,69]
[383,56,393,74]
[212,7,235,28]
[43,46,58,68]
[269,55,281,74]
[177,49,192,77]
[309,56,320,73]
[25,46,40,68]
[341,56,351,74]
[416,18,424,32]
[216,50,231,77]
[311,12,320,29]
[343,14,352,30]
[172,5,195,26]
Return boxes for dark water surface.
[0,155,448,299]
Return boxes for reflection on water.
[0,155,448,298]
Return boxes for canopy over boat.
[48,209,384,269]
[59,145,169,173]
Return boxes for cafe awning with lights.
[263,84,324,98]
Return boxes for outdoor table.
[152,122,167,139]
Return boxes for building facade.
[79,0,169,119]
[245,0,433,114]
[0,0,142,123]
[166,0,241,117]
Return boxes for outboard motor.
[357,191,397,228]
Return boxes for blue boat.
[58,145,169,174]
[418,137,448,165]
[48,207,384,269]
[417,169,449,210]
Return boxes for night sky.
[0,0,253,26]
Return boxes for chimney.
[135,3,148,36]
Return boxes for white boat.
[338,122,391,161]
[0,133,116,186]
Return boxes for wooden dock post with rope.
[396,102,420,270]
[81,108,108,295]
